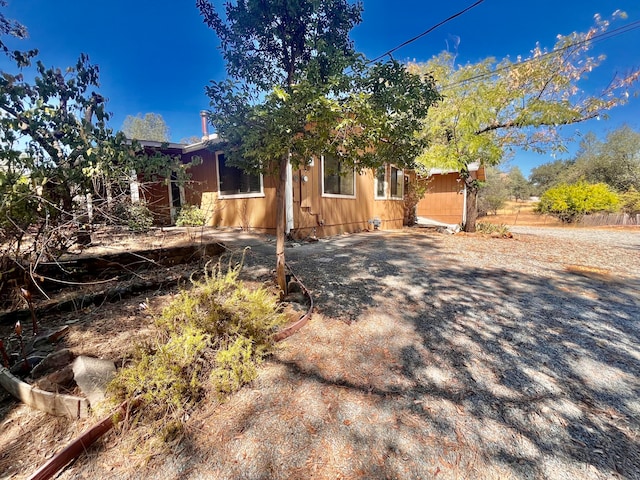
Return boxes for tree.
[478,166,509,216]
[507,166,530,201]
[0,1,35,65]
[528,159,571,195]
[412,12,640,232]
[0,9,180,306]
[122,112,170,142]
[198,0,439,292]
[536,182,619,223]
[564,126,640,192]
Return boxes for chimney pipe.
[200,110,208,140]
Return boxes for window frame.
[321,154,356,199]
[215,151,264,199]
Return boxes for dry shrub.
[107,249,287,449]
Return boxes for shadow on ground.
[41,229,640,479]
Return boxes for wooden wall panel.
[416,173,465,224]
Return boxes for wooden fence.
[580,213,640,226]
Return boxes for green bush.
[125,202,154,232]
[620,187,640,215]
[107,251,287,445]
[176,204,207,227]
[536,182,619,223]
[476,222,511,237]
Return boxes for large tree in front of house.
[412,11,640,232]
[198,0,439,293]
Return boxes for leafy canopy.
[413,11,640,174]
[122,112,170,142]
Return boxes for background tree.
[180,135,203,145]
[528,159,571,196]
[507,166,530,201]
[412,12,640,232]
[562,126,640,191]
[122,112,170,142]
[477,166,509,216]
[198,0,439,292]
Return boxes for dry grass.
[481,200,562,227]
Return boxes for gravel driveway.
[62,226,640,480]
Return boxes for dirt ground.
[1,223,639,480]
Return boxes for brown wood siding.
[291,162,405,238]
[416,173,465,224]
[200,153,278,232]
[183,149,216,208]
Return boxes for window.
[390,166,404,199]
[375,166,386,199]
[216,153,263,197]
[322,155,355,197]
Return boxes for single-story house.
[138,118,484,237]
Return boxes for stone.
[72,356,116,407]
[30,348,74,379]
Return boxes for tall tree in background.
[529,159,571,195]
[198,0,439,292]
[122,112,170,142]
[412,11,640,231]
[477,166,508,216]
[564,126,640,191]
[507,166,530,201]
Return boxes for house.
[140,139,406,237]
[139,117,484,237]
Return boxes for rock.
[30,348,74,379]
[72,356,116,407]
[34,365,75,392]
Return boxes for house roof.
[137,134,222,154]
[427,161,482,176]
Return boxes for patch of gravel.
[30,227,640,479]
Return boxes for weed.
[476,222,512,238]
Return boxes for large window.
[216,153,263,197]
[322,155,355,197]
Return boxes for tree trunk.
[275,155,288,295]
[463,179,478,233]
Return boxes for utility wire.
[367,0,485,64]
[439,20,640,91]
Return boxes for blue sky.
[2,0,639,176]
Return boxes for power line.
[367,0,485,64]
[439,20,640,91]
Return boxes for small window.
[217,153,263,197]
[375,165,386,199]
[322,155,355,197]
[390,166,404,199]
